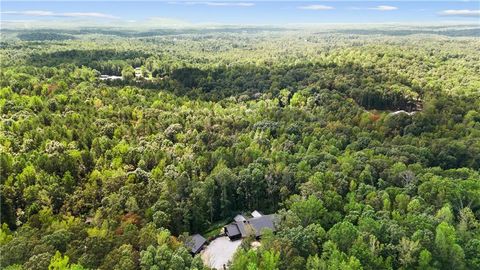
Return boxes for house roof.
[251,210,263,218]
[234,214,246,222]
[237,221,248,237]
[225,214,276,239]
[225,224,241,238]
[186,234,206,254]
[248,215,276,236]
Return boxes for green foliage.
[287,195,326,227]
[48,251,85,270]
[1,27,479,270]
[17,32,75,41]
[230,249,280,270]
[0,223,13,244]
[327,222,358,252]
[49,251,70,270]
[100,244,138,270]
[307,241,363,270]
[434,222,465,269]
[122,66,135,80]
[139,243,203,270]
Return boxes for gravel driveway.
[201,236,242,269]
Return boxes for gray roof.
[248,215,276,236]
[237,221,248,237]
[225,224,241,238]
[186,234,206,254]
[225,214,276,239]
[234,214,246,222]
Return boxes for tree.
[121,66,135,80]
[434,222,465,269]
[288,195,326,227]
[327,222,358,252]
[231,249,280,270]
[48,251,85,270]
[313,241,364,270]
[417,249,434,270]
[464,239,480,270]
[2,27,480,270]
[398,237,420,269]
[139,243,203,270]
[100,244,138,270]
[260,250,280,270]
[48,251,70,270]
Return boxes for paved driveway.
[201,236,242,269]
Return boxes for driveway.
[201,236,242,269]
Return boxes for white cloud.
[170,2,254,7]
[1,10,118,19]
[438,9,480,17]
[369,5,398,11]
[298,5,335,11]
[2,10,55,16]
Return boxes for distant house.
[186,234,207,254]
[134,67,152,81]
[224,211,276,240]
[99,75,123,81]
[134,67,142,78]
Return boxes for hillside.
[1,27,480,270]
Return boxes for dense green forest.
[1,26,480,270]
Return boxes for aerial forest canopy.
[0,26,479,270]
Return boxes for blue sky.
[1,1,479,26]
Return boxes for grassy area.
[203,219,230,239]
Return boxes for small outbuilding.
[186,234,207,254]
[225,224,242,240]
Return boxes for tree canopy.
[1,26,479,269]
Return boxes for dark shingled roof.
[237,221,248,237]
[186,234,206,254]
[248,215,276,237]
[225,224,241,238]
[224,213,277,240]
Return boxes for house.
[185,234,207,254]
[224,211,276,240]
[134,67,142,78]
[247,215,276,237]
[225,223,245,240]
[99,75,123,81]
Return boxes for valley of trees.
[1,27,479,269]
